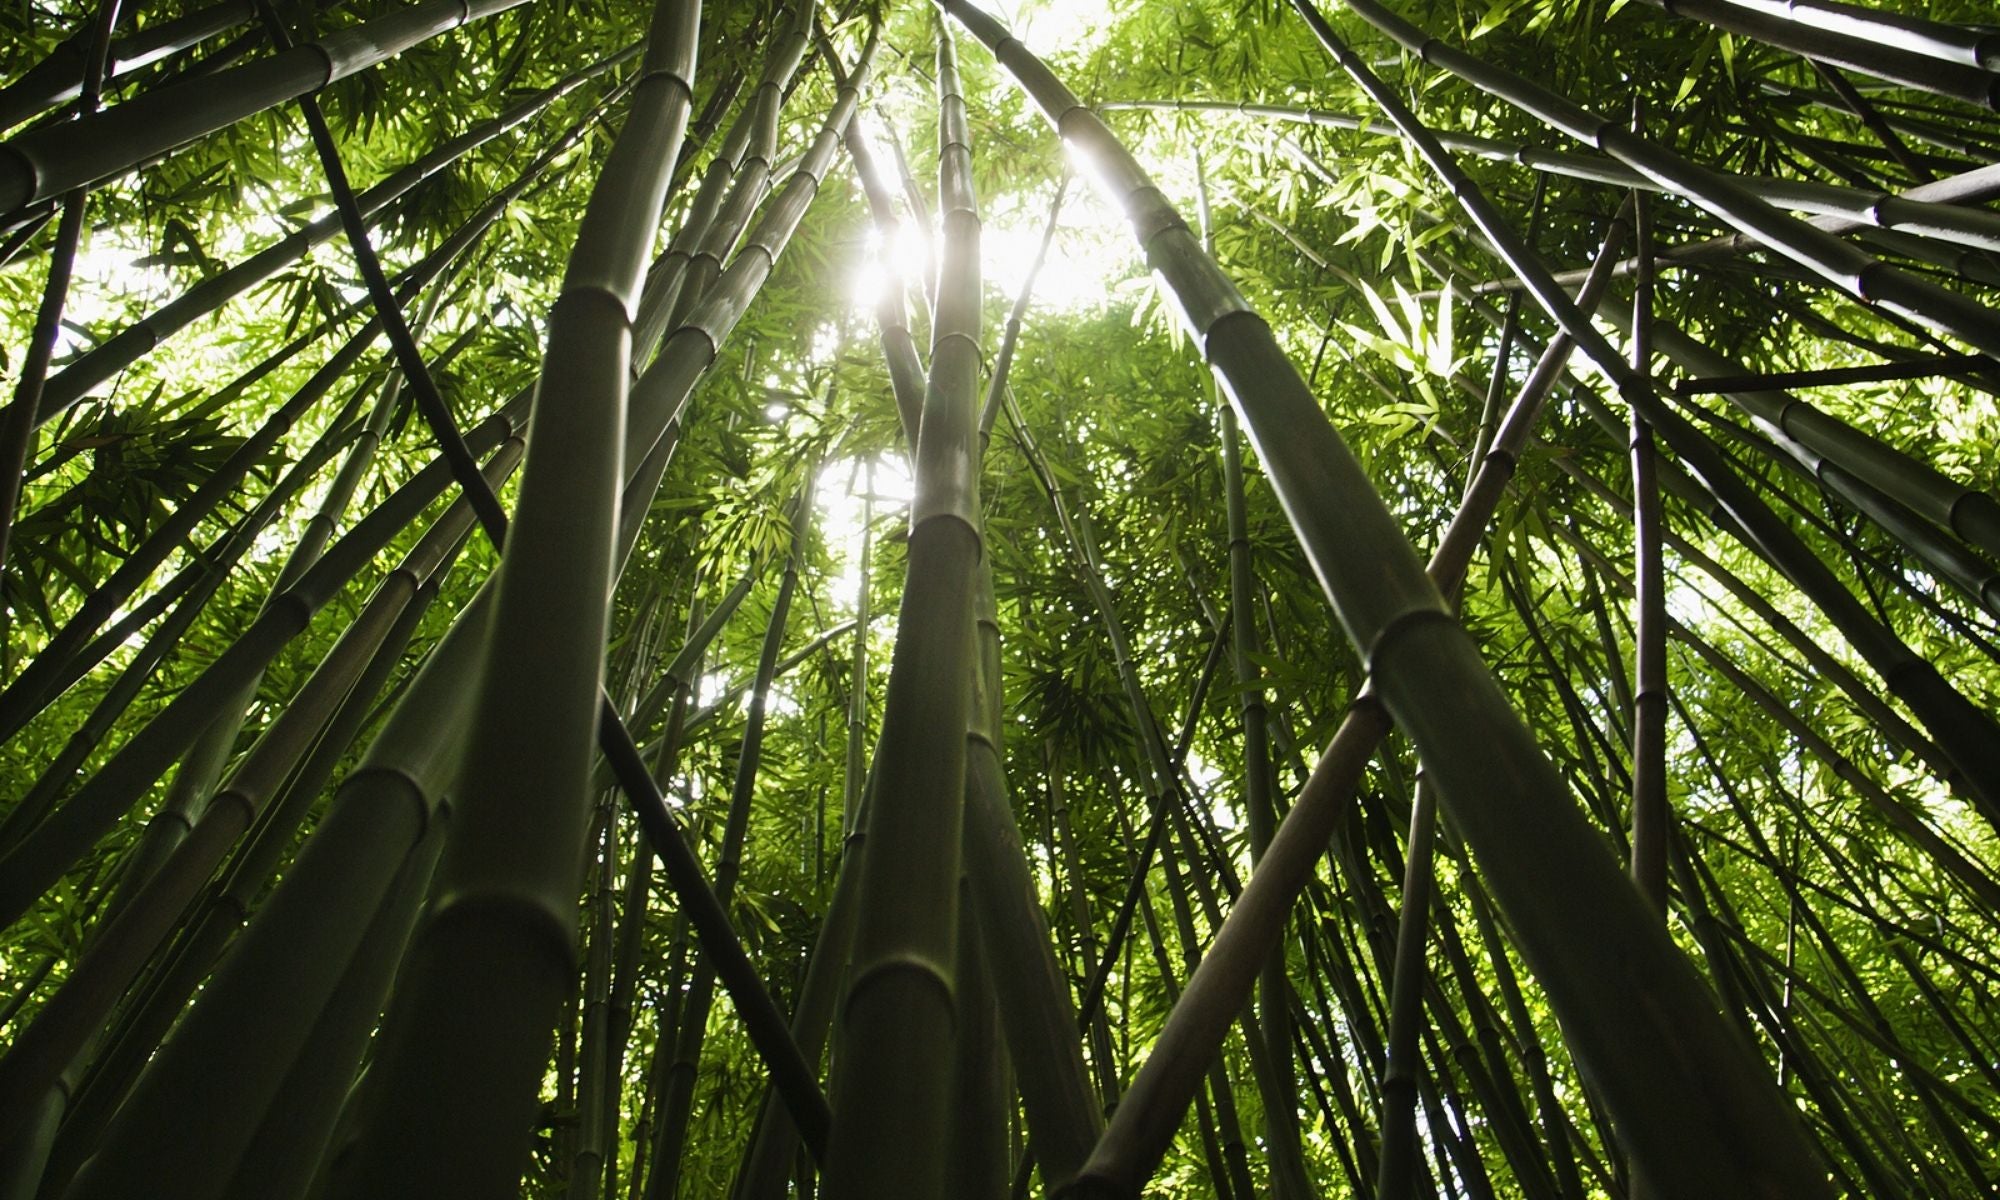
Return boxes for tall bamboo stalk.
[822,15,982,1197]
[1627,179,1669,915]
[941,5,1834,1194]
[314,1,701,1191]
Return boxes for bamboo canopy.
[2,0,1999,1196]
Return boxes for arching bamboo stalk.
[940,7,1833,1191]
[34,50,633,422]
[0,0,538,220]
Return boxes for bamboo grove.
[0,0,1998,1193]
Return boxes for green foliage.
[4,0,2000,1195]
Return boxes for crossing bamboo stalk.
[1315,0,2000,833]
[35,51,632,422]
[0,0,254,131]
[0,0,538,220]
[940,5,1837,1193]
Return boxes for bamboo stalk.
[0,0,537,220]
[1627,178,1669,915]
[1613,307,2000,569]
[822,15,982,1196]
[0,0,254,132]
[34,50,632,421]
[941,6,1836,1194]
[314,0,701,1190]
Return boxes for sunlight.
[813,454,915,623]
[847,218,932,310]
[1007,0,1125,56]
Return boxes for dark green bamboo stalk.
[0,0,123,583]
[1627,180,1669,915]
[0,0,252,131]
[962,565,1102,1192]
[0,0,536,221]
[312,0,701,1190]
[1637,0,1999,107]
[947,870,1009,1200]
[569,809,620,1200]
[35,52,630,421]
[1373,775,1434,1200]
[941,6,1834,1195]
[822,16,981,1196]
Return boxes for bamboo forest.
[5,0,2000,1194]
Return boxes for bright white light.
[813,454,915,620]
[979,160,1143,316]
[849,220,933,311]
[808,321,843,365]
[764,401,788,422]
[1010,0,1125,54]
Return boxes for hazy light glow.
[814,454,916,621]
